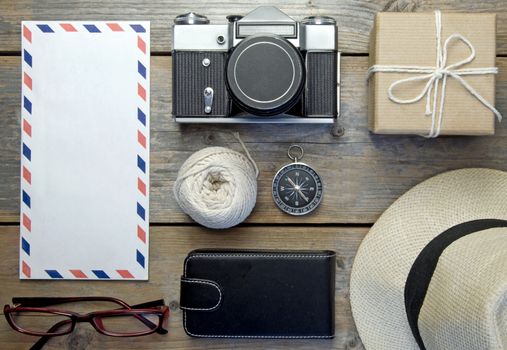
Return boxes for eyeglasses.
[4,297,169,350]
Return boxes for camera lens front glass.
[226,34,305,116]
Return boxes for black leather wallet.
[180,249,336,338]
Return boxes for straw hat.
[350,168,507,350]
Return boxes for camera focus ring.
[225,34,305,116]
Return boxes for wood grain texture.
[1,56,506,224]
[0,225,366,350]
[1,2,506,349]
[0,0,507,54]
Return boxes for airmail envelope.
[20,21,150,280]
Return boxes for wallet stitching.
[184,254,335,275]
[183,253,335,338]
[180,278,222,311]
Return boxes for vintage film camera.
[172,6,340,123]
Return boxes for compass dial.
[272,162,323,216]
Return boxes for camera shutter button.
[301,16,336,25]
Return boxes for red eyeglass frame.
[3,297,169,350]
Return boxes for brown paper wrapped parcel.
[368,11,502,136]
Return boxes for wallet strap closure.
[180,277,223,312]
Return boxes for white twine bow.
[367,10,502,137]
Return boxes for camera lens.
[225,34,305,116]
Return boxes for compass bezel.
[272,162,323,216]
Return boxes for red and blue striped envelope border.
[20,21,149,280]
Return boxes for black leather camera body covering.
[172,51,230,117]
[172,49,337,120]
[180,249,336,338]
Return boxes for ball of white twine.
[173,144,258,229]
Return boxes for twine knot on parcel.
[367,10,502,138]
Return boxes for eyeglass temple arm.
[13,297,166,309]
[130,299,165,308]
[12,297,132,308]
[29,320,70,350]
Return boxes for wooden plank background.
[1,0,507,54]
[0,0,506,349]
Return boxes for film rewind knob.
[174,12,210,25]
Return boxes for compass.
[272,145,323,216]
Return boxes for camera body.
[172,6,340,123]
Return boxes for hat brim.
[350,168,507,349]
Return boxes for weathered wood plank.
[0,0,507,54]
[1,56,506,224]
[0,225,366,350]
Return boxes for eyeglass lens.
[94,313,160,335]
[10,311,72,334]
